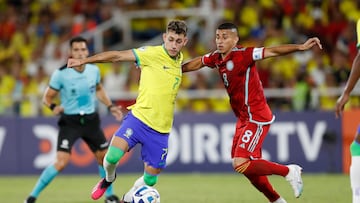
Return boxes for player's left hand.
[67,58,82,68]
[109,105,123,121]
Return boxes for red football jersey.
[202,46,274,124]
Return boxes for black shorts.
[57,112,108,153]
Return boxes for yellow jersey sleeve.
[130,45,183,133]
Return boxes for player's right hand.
[53,105,64,115]
[301,37,322,50]
[110,105,123,121]
[335,93,349,118]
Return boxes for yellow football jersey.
[129,45,183,133]
[357,19,360,48]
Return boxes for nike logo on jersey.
[163,66,171,69]
[100,142,109,148]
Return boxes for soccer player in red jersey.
[182,22,322,203]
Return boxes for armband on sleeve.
[253,47,264,61]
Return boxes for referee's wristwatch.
[49,103,57,111]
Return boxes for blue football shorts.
[114,111,169,169]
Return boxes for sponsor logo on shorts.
[60,139,69,149]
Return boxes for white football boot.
[285,164,303,198]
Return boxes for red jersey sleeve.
[201,52,217,68]
[240,47,264,65]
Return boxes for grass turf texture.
[2,173,350,203]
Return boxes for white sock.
[351,156,360,203]
[123,176,145,202]
[103,158,117,182]
[271,197,287,203]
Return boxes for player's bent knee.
[144,172,158,186]
[105,146,124,164]
[54,162,67,171]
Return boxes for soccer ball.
[132,185,160,203]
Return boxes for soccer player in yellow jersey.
[336,19,360,203]
[67,20,188,203]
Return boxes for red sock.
[235,159,289,177]
[245,175,280,202]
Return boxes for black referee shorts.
[56,112,109,153]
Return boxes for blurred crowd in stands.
[0,0,360,117]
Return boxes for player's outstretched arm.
[264,37,322,58]
[335,51,360,118]
[182,56,204,72]
[67,50,136,67]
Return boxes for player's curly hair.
[167,20,188,36]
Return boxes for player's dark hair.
[217,23,239,40]
[217,23,239,36]
[167,20,188,36]
[69,36,88,47]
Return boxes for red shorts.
[231,120,270,159]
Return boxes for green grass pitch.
[1,173,350,203]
